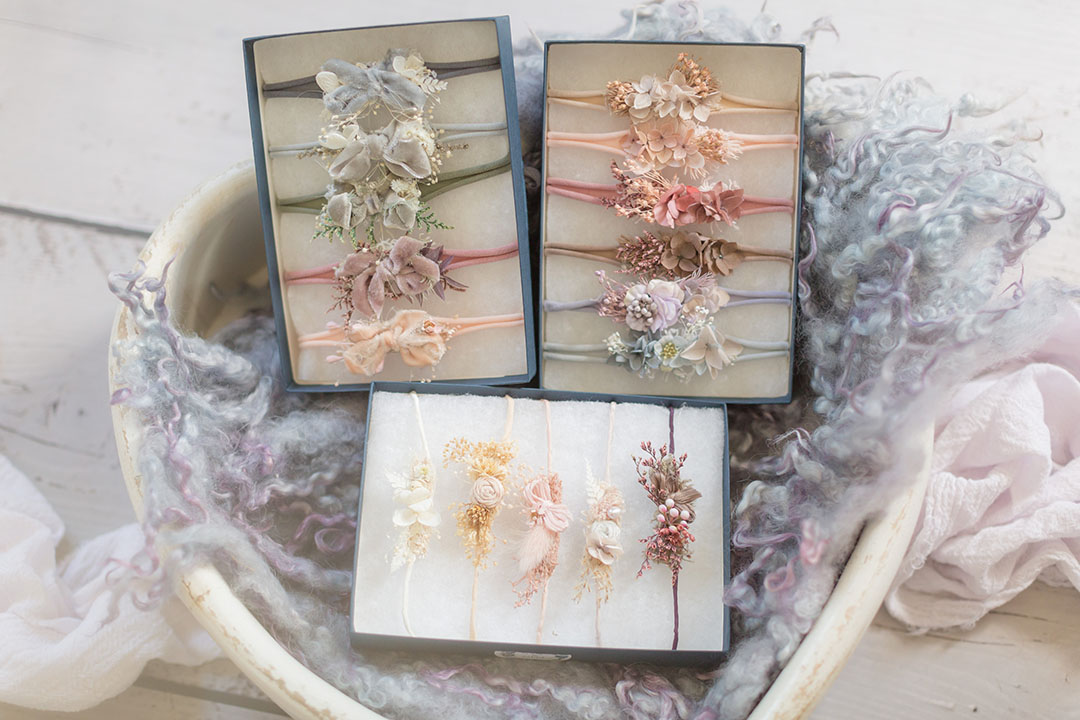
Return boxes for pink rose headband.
[547,121,797,177]
[547,161,793,228]
[545,230,793,279]
[547,52,797,120]
[443,396,517,640]
[297,309,523,376]
[285,236,519,323]
[512,399,571,643]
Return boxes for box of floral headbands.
[540,41,804,402]
[351,382,730,663]
[243,17,533,391]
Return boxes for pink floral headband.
[297,309,523,376]
[548,52,798,120]
[547,161,793,228]
[547,121,797,177]
[285,236,518,322]
[545,230,794,279]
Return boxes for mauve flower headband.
[388,391,441,636]
[512,399,571,644]
[547,52,797,121]
[573,402,625,647]
[547,161,793,228]
[297,308,523,377]
[635,406,701,650]
[543,271,791,330]
[443,396,516,640]
[285,236,519,323]
[547,120,797,178]
[545,230,793,279]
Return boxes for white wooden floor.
[0,0,1077,718]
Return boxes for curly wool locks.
[109,3,1072,720]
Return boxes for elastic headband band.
[279,154,512,211]
[546,161,793,229]
[546,126,797,176]
[269,122,509,157]
[263,54,501,99]
[297,309,523,376]
[545,231,794,278]
[547,53,797,121]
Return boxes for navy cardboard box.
[350,381,731,665]
[244,17,534,392]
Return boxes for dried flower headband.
[543,271,791,329]
[388,391,441,636]
[297,308,524,376]
[262,50,500,110]
[544,322,789,382]
[547,53,797,121]
[547,161,793,228]
[635,406,701,650]
[512,399,570,643]
[573,402,625,647]
[280,151,511,245]
[546,231,794,279]
[547,121,797,178]
[444,396,516,640]
[285,236,519,322]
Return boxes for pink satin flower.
[523,476,571,533]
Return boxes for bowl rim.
[108,161,930,720]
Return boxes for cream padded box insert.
[249,21,528,386]
[353,390,727,652]
[541,42,802,399]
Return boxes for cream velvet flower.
[470,475,505,508]
[585,519,623,565]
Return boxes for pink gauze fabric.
[886,301,1080,629]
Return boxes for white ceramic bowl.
[109,162,931,720]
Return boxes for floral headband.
[635,406,701,650]
[389,391,441,636]
[547,53,797,121]
[262,50,500,111]
[512,399,570,644]
[545,231,794,279]
[547,121,797,177]
[543,271,791,331]
[444,396,516,640]
[285,236,519,322]
[547,161,793,228]
[279,154,510,243]
[573,402,625,647]
[297,308,523,376]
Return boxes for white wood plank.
[812,582,1080,720]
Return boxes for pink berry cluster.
[634,441,698,583]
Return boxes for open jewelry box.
[351,382,730,665]
[243,17,533,391]
[540,41,804,402]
